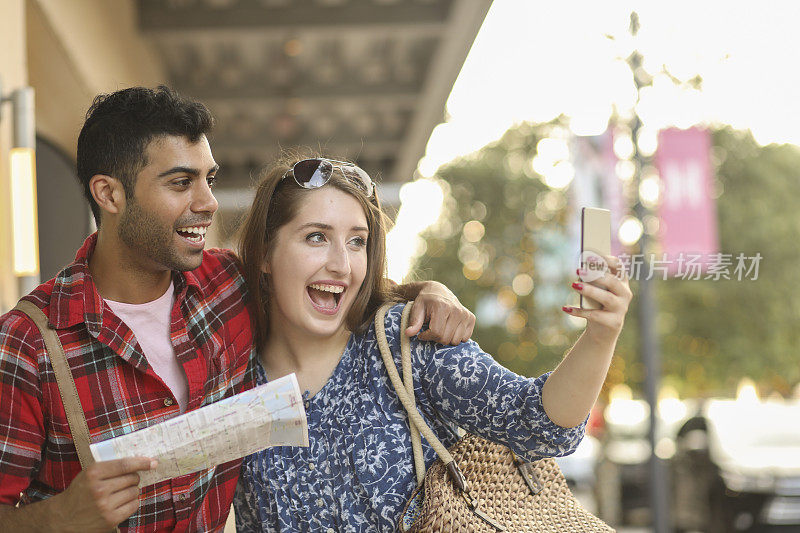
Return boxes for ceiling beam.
[142,21,444,40]
[175,82,422,100]
[391,0,492,182]
[138,0,454,30]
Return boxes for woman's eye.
[349,236,368,248]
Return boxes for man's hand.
[51,457,155,532]
[401,281,475,345]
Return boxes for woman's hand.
[563,255,633,347]
[399,281,475,344]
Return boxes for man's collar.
[182,265,202,294]
[48,233,100,330]
[48,232,202,330]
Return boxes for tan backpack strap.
[375,302,470,491]
[14,300,96,469]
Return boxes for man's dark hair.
[76,85,214,226]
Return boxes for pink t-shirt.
[105,283,189,412]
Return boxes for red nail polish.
[572,282,583,290]
[562,306,573,313]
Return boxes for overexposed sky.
[418,0,800,175]
[389,0,800,281]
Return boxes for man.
[0,86,474,531]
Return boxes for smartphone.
[580,207,611,310]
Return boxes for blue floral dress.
[234,303,586,532]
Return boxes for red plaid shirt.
[0,234,255,532]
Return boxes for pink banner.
[655,127,719,275]
[571,130,625,257]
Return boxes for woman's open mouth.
[307,282,345,315]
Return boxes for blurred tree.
[412,118,578,378]
[646,127,800,397]
[412,123,800,397]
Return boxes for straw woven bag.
[374,302,614,533]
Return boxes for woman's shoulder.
[351,301,407,358]
[380,301,413,347]
[382,301,407,328]
[367,301,479,357]
[355,301,404,337]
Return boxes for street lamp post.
[627,12,671,533]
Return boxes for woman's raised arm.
[542,255,633,428]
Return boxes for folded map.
[90,373,308,487]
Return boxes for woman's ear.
[261,256,271,275]
[90,174,126,217]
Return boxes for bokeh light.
[618,216,644,246]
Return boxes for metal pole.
[628,12,671,532]
[632,167,671,533]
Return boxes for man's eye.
[306,232,325,243]
[207,175,217,189]
[173,178,191,187]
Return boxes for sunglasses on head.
[282,158,375,198]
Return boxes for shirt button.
[316,498,324,507]
[327,529,335,533]
[164,398,174,407]
[308,462,315,471]
[178,493,187,501]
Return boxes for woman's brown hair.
[237,152,398,349]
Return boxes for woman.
[233,156,632,532]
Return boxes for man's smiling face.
[117,134,219,273]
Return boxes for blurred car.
[593,397,652,525]
[671,399,800,533]
[556,434,601,490]
[594,394,691,526]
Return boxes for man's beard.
[118,197,202,272]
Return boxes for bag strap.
[374,302,469,492]
[399,303,425,485]
[14,300,96,469]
